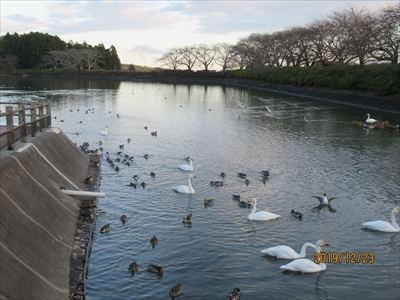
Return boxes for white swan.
[280,240,329,273]
[261,242,317,259]
[173,174,196,194]
[366,113,377,124]
[247,198,280,221]
[100,126,109,135]
[361,208,400,232]
[179,157,194,171]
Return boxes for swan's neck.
[249,200,257,217]
[391,209,399,230]
[188,177,194,192]
[189,160,193,170]
[300,243,314,257]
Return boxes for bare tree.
[307,20,333,66]
[0,55,18,72]
[156,47,182,70]
[369,3,400,64]
[81,49,102,70]
[178,46,198,70]
[231,39,253,69]
[214,43,237,70]
[196,44,217,71]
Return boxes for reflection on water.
[1,76,399,299]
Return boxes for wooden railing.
[0,99,52,150]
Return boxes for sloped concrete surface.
[0,129,92,300]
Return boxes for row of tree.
[0,31,121,71]
[157,3,399,71]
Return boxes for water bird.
[311,193,337,205]
[150,235,158,245]
[121,215,128,223]
[245,179,250,186]
[173,174,196,194]
[83,176,93,184]
[204,199,214,206]
[220,172,226,178]
[144,126,148,130]
[262,177,268,184]
[182,213,192,224]
[238,200,251,208]
[247,198,280,221]
[366,113,377,124]
[361,208,400,232]
[133,175,139,180]
[209,181,223,186]
[280,241,330,273]
[262,170,270,177]
[129,262,139,272]
[237,172,247,178]
[227,287,241,300]
[291,210,302,219]
[100,126,109,135]
[150,171,155,177]
[141,182,146,188]
[127,138,131,142]
[261,241,317,259]
[100,223,110,233]
[232,194,241,200]
[119,144,124,149]
[147,263,164,274]
[179,157,194,171]
[151,131,157,136]
[144,154,149,159]
[169,283,182,297]
[129,182,137,188]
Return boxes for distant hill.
[129,45,163,54]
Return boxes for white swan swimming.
[100,126,109,135]
[179,157,194,171]
[311,193,337,205]
[173,174,196,194]
[280,240,329,273]
[261,242,317,259]
[366,113,377,124]
[361,208,400,232]
[247,198,280,221]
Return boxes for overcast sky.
[0,1,394,67]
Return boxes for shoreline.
[1,72,399,115]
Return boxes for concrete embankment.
[0,128,99,300]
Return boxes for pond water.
[1,76,399,300]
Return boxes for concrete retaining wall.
[0,128,92,300]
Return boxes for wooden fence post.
[31,103,37,137]
[18,99,27,142]
[6,106,15,150]
[46,99,52,128]
[39,101,45,132]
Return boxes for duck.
[144,126,148,130]
[232,194,241,200]
[204,199,214,206]
[245,179,250,186]
[291,210,302,219]
[133,175,139,181]
[262,177,268,184]
[100,126,109,135]
[127,138,131,142]
[261,241,317,259]
[147,263,164,274]
[121,215,128,223]
[100,223,110,233]
[220,172,226,178]
[280,240,330,273]
[129,182,137,188]
[182,213,192,224]
[311,193,337,205]
[366,113,377,124]
[209,181,223,186]
[128,262,139,272]
[141,182,146,188]
[84,176,93,184]
[150,235,158,245]
[173,174,196,194]
[227,287,241,300]
[169,283,182,297]
[119,144,124,149]
[151,131,157,136]
[144,154,149,159]
[361,208,400,232]
[150,171,155,177]
[238,200,251,208]
[237,172,247,178]
[247,198,280,221]
[179,157,194,171]
[262,170,270,177]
